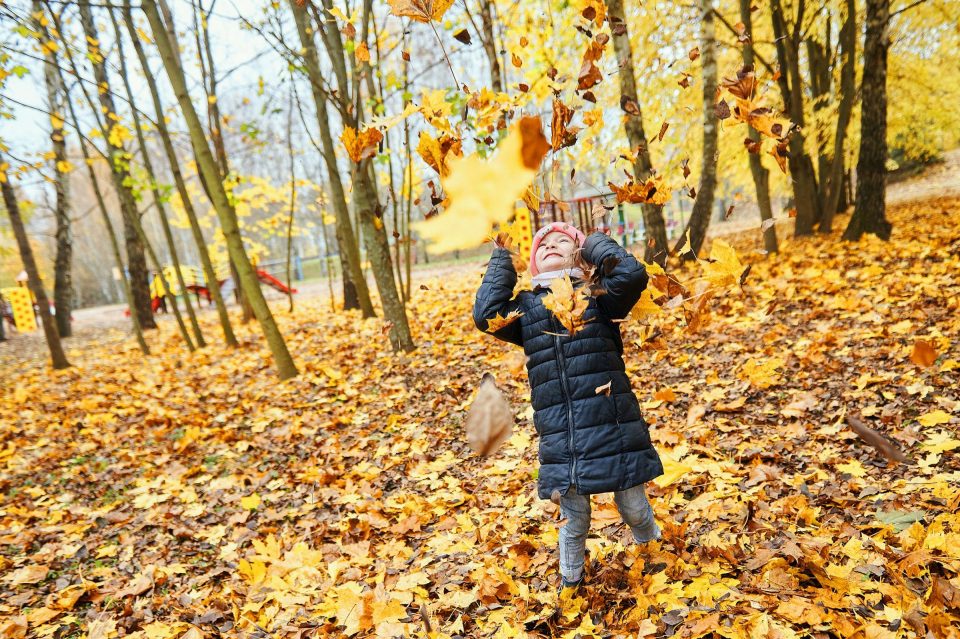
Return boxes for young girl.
[473,221,664,591]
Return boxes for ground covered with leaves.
[2,198,959,639]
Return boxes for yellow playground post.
[1,287,37,333]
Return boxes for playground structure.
[142,263,297,315]
[0,285,38,334]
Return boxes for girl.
[473,221,664,591]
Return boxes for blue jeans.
[558,483,660,582]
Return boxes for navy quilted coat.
[473,232,664,499]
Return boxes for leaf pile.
[1,197,959,638]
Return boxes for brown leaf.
[846,415,908,463]
[595,380,612,396]
[551,99,578,151]
[910,339,938,367]
[715,99,731,120]
[115,572,154,598]
[517,116,551,170]
[387,0,454,23]
[678,74,691,88]
[688,46,700,61]
[452,28,471,45]
[577,39,605,90]
[341,126,383,163]
[658,121,669,142]
[609,176,671,205]
[465,374,514,457]
[724,204,735,219]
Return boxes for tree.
[605,0,669,266]
[109,6,206,349]
[32,1,72,338]
[141,0,299,379]
[72,4,157,329]
[121,1,237,347]
[311,0,414,351]
[844,0,893,241]
[769,0,822,237]
[675,0,719,259]
[288,0,375,317]
[1,157,70,369]
[737,0,778,253]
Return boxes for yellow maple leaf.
[701,238,745,287]
[341,126,383,163]
[541,274,591,335]
[739,357,784,389]
[355,42,370,63]
[240,493,261,510]
[836,459,867,478]
[917,410,952,427]
[629,289,662,321]
[386,0,454,23]
[415,116,549,254]
[485,309,523,333]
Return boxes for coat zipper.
[553,318,578,492]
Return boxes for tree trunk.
[478,0,504,92]
[142,0,299,379]
[189,0,255,324]
[675,0,718,259]
[820,0,856,233]
[289,0,374,316]
[76,3,156,330]
[739,0,777,253]
[1,160,70,369]
[605,0,669,265]
[122,0,237,347]
[805,23,832,212]
[33,1,72,338]
[770,0,821,237]
[844,0,892,241]
[314,0,414,351]
[111,7,204,349]
[51,32,150,354]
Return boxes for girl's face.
[535,231,578,272]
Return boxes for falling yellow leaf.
[701,239,745,287]
[541,274,591,335]
[341,126,383,163]
[414,116,549,254]
[355,42,370,63]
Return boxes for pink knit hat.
[530,222,586,276]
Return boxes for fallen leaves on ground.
[1,197,959,638]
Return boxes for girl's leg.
[614,483,661,543]
[558,489,592,583]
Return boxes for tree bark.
[675,0,718,259]
[289,0,374,316]
[844,0,892,241]
[478,0,504,92]
[820,0,856,233]
[770,0,821,237]
[316,0,415,351]
[739,0,777,253]
[605,0,669,265]
[52,35,150,354]
[111,7,204,349]
[76,3,156,329]
[33,1,72,338]
[122,0,237,347]
[1,159,70,369]
[142,0,299,379]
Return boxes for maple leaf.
[416,131,462,177]
[485,309,523,333]
[541,274,591,335]
[700,239,746,287]
[465,374,514,456]
[341,126,383,163]
[414,116,549,254]
[386,0,454,23]
[577,37,605,91]
[608,175,672,205]
[551,98,579,151]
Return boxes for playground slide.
[256,269,297,294]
